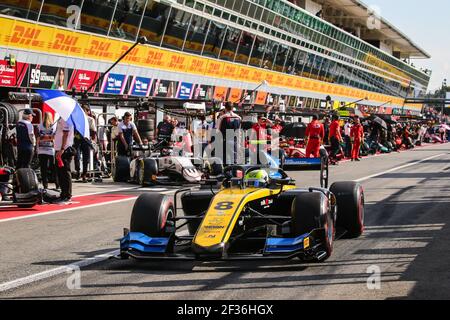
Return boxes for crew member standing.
[351,116,364,161]
[217,102,241,165]
[54,117,75,202]
[343,119,353,158]
[329,114,343,165]
[305,114,324,158]
[117,112,143,156]
[16,109,36,169]
[156,115,175,144]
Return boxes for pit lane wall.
[0,15,423,115]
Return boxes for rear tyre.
[330,181,365,238]
[15,168,39,208]
[112,156,130,182]
[130,193,174,237]
[291,192,333,260]
[15,168,39,193]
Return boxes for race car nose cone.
[191,242,228,258]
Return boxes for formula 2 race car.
[119,158,365,262]
[113,142,223,186]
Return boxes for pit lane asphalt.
[1,143,449,300]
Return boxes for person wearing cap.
[16,109,36,169]
[305,114,324,158]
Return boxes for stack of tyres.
[137,119,155,141]
[0,102,19,124]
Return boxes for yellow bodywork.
[193,185,296,249]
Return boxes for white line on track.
[0,249,119,293]
[355,153,446,182]
[0,230,190,293]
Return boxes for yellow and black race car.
[119,159,364,262]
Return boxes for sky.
[361,0,450,92]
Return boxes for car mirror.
[271,178,293,186]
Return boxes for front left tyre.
[291,192,334,260]
[130,193,175,237]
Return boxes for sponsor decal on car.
[260,198,274,208]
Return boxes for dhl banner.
[0,16,405,106]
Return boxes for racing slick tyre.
[330,181,365,238]
[130,193,175,237]
[291,192,334,260]
[15,168,39,193]
[141,158,158,186]
[112,156,130,182]
[15,168,39,208]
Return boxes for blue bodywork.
[121,232,312,256]
[264,234,310,254]
[284,157,321,166]
[120,232,170,254]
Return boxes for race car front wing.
[119,231,325,261]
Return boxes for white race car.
[112,143,223,186]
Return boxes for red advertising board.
[68,69,100,92]
[0,60,28,87]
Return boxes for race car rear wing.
[283,157,322,171]
[283,151,329,188]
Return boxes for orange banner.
[228,88,243,103]
[214,87,228,101]
[255,91,268,105]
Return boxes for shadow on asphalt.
[362,167,450,299]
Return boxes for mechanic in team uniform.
[250,116,273,165]
[271,117,284,135]
[16,109,36,169]
[305,114,324,158]
[329,114,343,165]
[156,115,175,145]
[351,116,364,161]
[117,112,143,156]
[217,102,242,165]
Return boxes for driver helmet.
[244,169,269,187]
